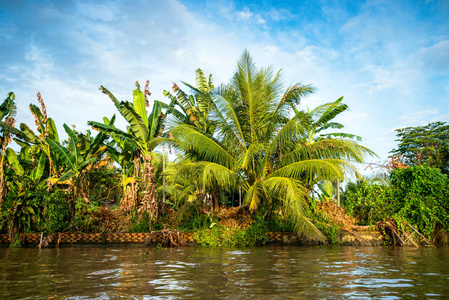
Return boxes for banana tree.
[88,82,167,219]
[46,124,108,205]
[162,68,216,135]
[0,93,60,188]
[95,114,140,211]
[0,92,16,206]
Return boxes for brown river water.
[1,245,449,299]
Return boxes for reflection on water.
[1,245,449,299]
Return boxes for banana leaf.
[46,138,77,172]
[5,148,24,175]
[133,87,149,128]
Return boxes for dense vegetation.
[343,151,449,245]
[1,52,448,247]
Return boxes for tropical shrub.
[176,203,214,231]
[390,165,449,238]
[193,223,269,247]
[0,177,46,236]
[344,165,449,239]
[69,198,99,233]
[343,182,394,225]
[41,188,71,233]
[309,210,341,245]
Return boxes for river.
[1,245,449,299]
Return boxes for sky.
[0,0,448,173]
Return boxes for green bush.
[41,189,71,232]
[128,211,151,233]
[193,226,246,247]
[343,183,394,225]
[69,198,99,233]
[343,165,449,239]
[266,211,295,232]
[390,165,449,238]
[176,203,214,231]
[244,215,270,246]
[308,208,341,244]
[0,177,46,235]
[193,217,270,247]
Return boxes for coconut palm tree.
[169,51,375,241]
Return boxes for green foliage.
[344,165,449,239]
[391,121,449,174]
[266,210,295,232]
[0,177,46,235]
[343,182,394,225]
[0,174,72,236]
[87,168,121,205]
[128,212,151,233]
[308,209,341,245]
[193,226,245,247]
[0,92,16,121]
[41,189,71,232]
[390,165,449,238]
[127,211,165,232]
[176,203,214,231]
[69,198,99,233]
[193,216,270,247]
[244,217,270,246]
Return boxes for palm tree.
[169,51,374,241]
[88,82,166,220]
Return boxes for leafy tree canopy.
[390,121,449,174]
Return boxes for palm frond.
[264,176,325,242]
[171,124,236,169]
[274,159,345,180]
[235,142,266,173]
[201,162,237,190]
[243,180,267,210]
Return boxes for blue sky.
[0,0,448,172]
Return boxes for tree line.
[1,51,447,246]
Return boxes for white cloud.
[236,7,253,21]
[419,39,449,72]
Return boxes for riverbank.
[0,228,384,248]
